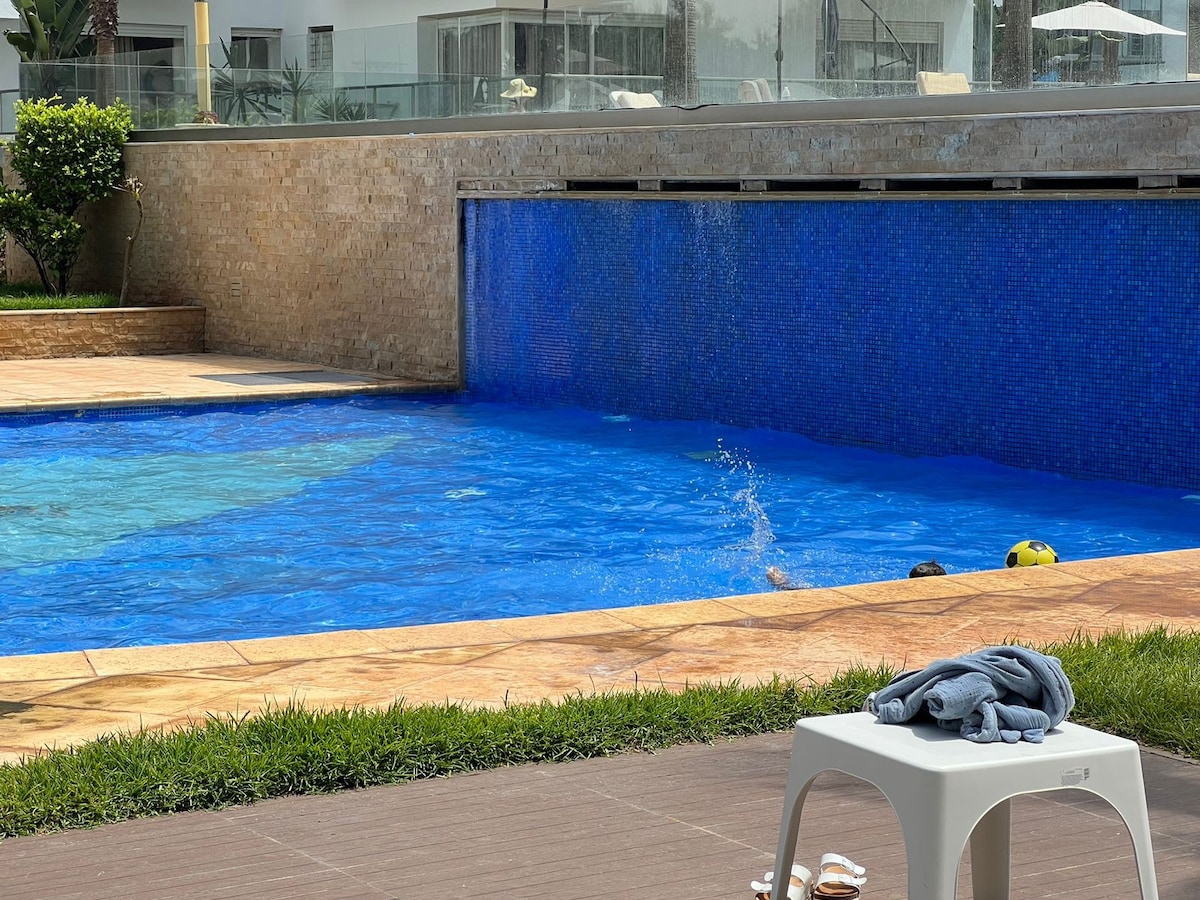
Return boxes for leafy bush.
[0,96,132,294]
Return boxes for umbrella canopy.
[1031,1,1185,35]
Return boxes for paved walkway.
[0,352,439,413]
[2,732,1197,898]
[1,353,1198,897]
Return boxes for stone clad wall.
[17,107,1200,380]
[0,306,205,360]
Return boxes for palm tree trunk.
[663,0,697,106]
[1191,0,1200,73]
[999,0,1033,89]
[90,0,119,106]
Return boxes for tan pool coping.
[0,352,450,413]
[2,353,1200,765]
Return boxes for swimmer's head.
[909,560,947,578]
[765,566,790,588]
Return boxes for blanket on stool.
[866,646,1075,743]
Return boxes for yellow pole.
[194,1,212,114]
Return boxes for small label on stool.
[1060,766,1091,786]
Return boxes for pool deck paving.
[1,352,1199,898]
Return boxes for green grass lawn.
[0,626,1194,838]
[0,283,121,310]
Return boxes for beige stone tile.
[379,643,516,665]
[602,598,758,627]
[859,595,977,615]
[795,608,992,664]
[717,588,867,618]
[35,674,256,717]
[0,705,173,756]
[0,678,92,702]
[256,656,452,692]
[366,620,518,651]
[1054,552,1200,581]
[189,661,298,680]
[86,642,248,676]
[164,682,378,722]
[487,610,642,640]
[720,611,840,631]
[634,623,821,659]
[826,574,999,605]
[0,651,95,682]
[1147,547,1200,568]
[232,630,390,664]
[374,663,641,708]
[1091,575,1200,621]
[0,747,34,766]
[540,628,683,650]
[946,565,1091,591]
[455,639,666,679]
[628,651,811,686]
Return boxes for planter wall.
[0,306,205,360]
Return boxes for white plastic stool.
[771,712,1159,900]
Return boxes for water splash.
[713,440,777,559]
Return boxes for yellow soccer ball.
[1005,540,1059,568]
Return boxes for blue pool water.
[2,394,1199,656]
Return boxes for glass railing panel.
[11,0,1194,133]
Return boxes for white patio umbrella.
[1031,1,1185,36]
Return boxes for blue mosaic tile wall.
[463,197,1200,489]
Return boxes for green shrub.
[0,96,132,294]
[0,191,83,292]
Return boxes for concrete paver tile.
[256,656,453,692]
[829,572,1017,603]
[603,598,761,627]
[376,663,642,707]
[0,678,92,702]
[1057,551,1200,580]
[716,588,866,618]
[452,639,667,678]
[947,565,1092,590]
[35,674,258,717]
[232,630,392,664]
[0,705,173,759]
[0,651,95,682]
[539,627,684,650]
[373,643,516,665]
[487,610,645,640]
[87,642,248,676]
[175,681,383,720]
[367,620,519,651]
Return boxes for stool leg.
[969,799,1011,900]
[897,808,962,900]
[1097,774,1160,900]
[771,773,818,899]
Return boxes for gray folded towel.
[866,646,1075,743]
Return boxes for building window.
[1122,6,1163,62]
[230,28,282,69]
[308,26,333,71]
[439,20,502,76]
[820,19,943,81]
[512,19,663,77]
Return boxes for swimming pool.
[3,394,1199,656]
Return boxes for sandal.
[819,853,866,884]
[811,853,867,899]
[750,863,812,900]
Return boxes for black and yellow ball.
[1005,540,1059,568]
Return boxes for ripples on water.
[2,394,1198,654]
